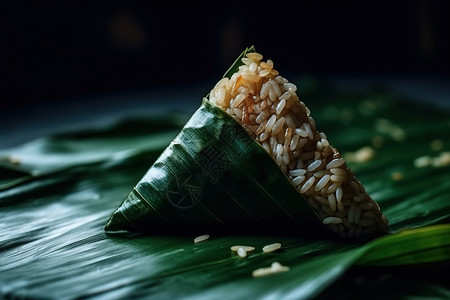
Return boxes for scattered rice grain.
[237,247,247,258]
[194,234,210,243]
[252,262,290,277]
[230,245,256,252]
[262,243,282,253]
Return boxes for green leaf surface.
[1,77,450,298]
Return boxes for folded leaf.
[105,100,325,235]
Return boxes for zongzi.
[105,47,388,239]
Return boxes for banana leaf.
[1,67,450,298]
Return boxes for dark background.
[1,1,450,111]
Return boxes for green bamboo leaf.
[0,118,183,187]
[105,99,325,235]
[358,224,450,266]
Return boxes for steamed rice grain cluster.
[209,52,388,238]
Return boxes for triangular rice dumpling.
[105,46,388,239]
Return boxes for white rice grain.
[304,123,314,140]
[252,262,289,277]
[292,175,306,186]
[275,154,283,166]
[259,69,271,77]
[259,132,269,142]
[328,193,337,212]
[194,234,210,243]
[262,243,282,253]
[289,168,306,177]
[256,110,269,124]
[316,141,323,151]
[280,91,291,101]
[256,119,267,134]
[231,245,256,252]
[276,99,286,115]
[265,115,277,133]
[331,174,347,182]
[315,174,331,191]
[290,135,300,151]
[300,176,315,193]
[246,52,263,61]
[233,108,242,119]
[237,247,247,258]
[272,117,285,135]
[232,94,246,109]
[276,144,284,155]
[283,82,297,92]
[269,79,282,97]
[260,82,271,99]
[295,128,309,137]
[326,158,345,169]
[307,159,322,172]
[336,186,343,202]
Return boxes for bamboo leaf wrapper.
[105,99,324,235]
